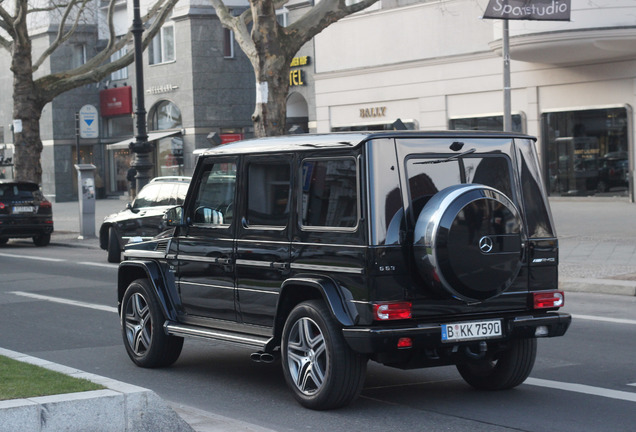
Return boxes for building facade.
[312,0,636,200]
[0,0,255,201]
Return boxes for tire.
[0,238,8,245]
[107,228,121,263]
[121,278,183,368]
[33,233,51,247]
[281,300,367,410]
[456,338,537,390]
[597,180,608,193]
[413,184,524,302]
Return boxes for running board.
[164,321,269,349]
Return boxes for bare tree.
[0,0,179,183]
[208,0,379,137]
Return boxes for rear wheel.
[281,300,367,410]
[121,278,183,368]
[33,233,51,247]
[107,228,121,263]
[456,338,537,390]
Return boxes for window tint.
[301,158,358,228]
[192,162,236,225]
[246,161,290,227]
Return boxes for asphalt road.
[1,241,636,431]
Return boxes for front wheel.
[121,278,183,368]
[107,228,121,263]
[281,300,367,410]
[456,338,537,390]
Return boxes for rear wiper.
[414,148,476,165]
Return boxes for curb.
[0,348,194,432]
[560,277,636,297]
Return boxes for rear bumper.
[342,311,571,354]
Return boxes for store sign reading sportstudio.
[289,56,310,86]
[483,0,571,21]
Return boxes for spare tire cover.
[413,184,524,302]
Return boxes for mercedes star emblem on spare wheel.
[479,236,494,253]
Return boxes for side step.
[164,321,270,349]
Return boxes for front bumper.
[342,311,571,354]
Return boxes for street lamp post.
[130,0,152,194]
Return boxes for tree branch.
[33,0,90,71]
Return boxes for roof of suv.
[194,131,535,157]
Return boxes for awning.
[106,130,182,151]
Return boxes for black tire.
[107,228,121,263]
[121,278,183,368]
[281,300,367,410]
[0,238,8,245]
[33,233,51,247]
[456,338,537,390]
[597,180,608,193]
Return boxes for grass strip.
[0,355,104,401]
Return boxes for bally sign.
[483,0,571,21]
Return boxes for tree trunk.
[11,35,45,184]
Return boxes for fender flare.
[117,260,178,321]
[273,276,359,343]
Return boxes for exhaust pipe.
[250,351,277,363]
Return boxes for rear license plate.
[13,206,35,213]
[441,319,502,342]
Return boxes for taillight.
[372,302,412,321]
[533,291,564,309]
[0,202,4,209]
[39,201,52,209]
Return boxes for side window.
[175,183,189,205]
[246,161,291,227]
[301,158,358,229]
[192,162,236,226]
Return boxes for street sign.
[79,105,99,139]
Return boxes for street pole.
[130,0,152,194]
[502,19,512,132]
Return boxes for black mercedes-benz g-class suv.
[117,131,571,410]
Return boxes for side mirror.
[164,206,185,227]
[126,202,139,213]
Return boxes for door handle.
[216,257,233,265]
[271,262,288,270]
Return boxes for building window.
[276,8,288,27]
[542,107,629,197]
[449,114,524,133]
[105,116,134,138]
[149,24,175,65]
[72,44,86,68]
[110,46,128,81]
[223,28,234,58]
[149,101,182,130]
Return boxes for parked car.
[116,132,571,410]
[99,176,190,262]
[597,151,629,192]
[0,180,53,246]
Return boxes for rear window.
[405,155,514,220]
[0,183,39,199]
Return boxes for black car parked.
[99,176,190,262]
[117,132,571,410]
[0,181,53,246]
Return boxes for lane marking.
[526,378,636,403]
[0,252,64,262]
[77,261,118,269]
[572,314,636,326]
[10,291,118,313]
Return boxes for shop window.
[150,101,182,130]
[542,108,629,197]
[149,24,175,65]
[105,116,134,138]
[449,114,524,133]
[301,158,358,229]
